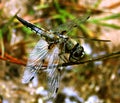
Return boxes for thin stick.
[60,51,120,67]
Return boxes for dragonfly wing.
[16,16,46,36]
[46,46,61,98]
[53,13,90,34]
[22,39,48,84]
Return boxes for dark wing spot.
[30,76,34,82]
[56,87,59,93]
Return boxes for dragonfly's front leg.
[59,53,69,63]
[59,42,70,63]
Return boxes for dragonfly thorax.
[62,38,85,62]
[69,43,85,62]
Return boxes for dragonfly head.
[69,43,85,62]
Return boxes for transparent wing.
[22,39,48,84]
[46,46,61,98]
[52,13,90,34]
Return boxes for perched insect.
[16,14,118,98]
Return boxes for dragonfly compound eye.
[69,43,85,62]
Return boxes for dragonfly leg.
[59,53,69,63]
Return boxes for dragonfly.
[16,14,119,98]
